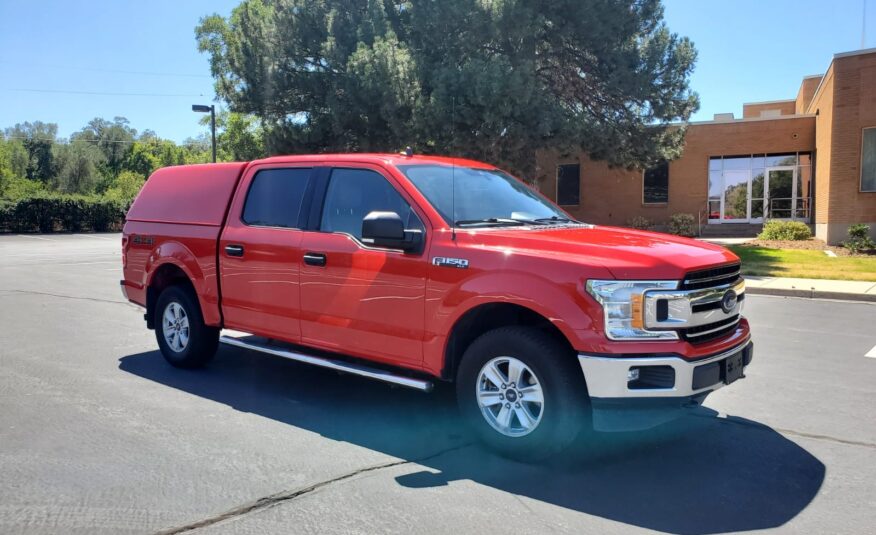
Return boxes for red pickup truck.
[121,153,751,460]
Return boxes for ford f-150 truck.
[121,153,752,461]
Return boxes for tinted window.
[556,164,580,205]
[242,168,311,228]
[643,161,669,203]
[863,128,876,192]
[321,168,420,240]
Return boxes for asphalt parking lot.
[1,233,875,534]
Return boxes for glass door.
[750,169,766,223]
[765,167,795,220]
[721,169,750,222]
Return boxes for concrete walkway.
[698,237,756,245]
[745,276,876,302]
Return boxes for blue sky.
[0,0,873,142]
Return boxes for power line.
[4,135,138,144]
[3,135,210,145]
[0,59,212,79]
[3,88,206,98]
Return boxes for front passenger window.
[320,168,421,240]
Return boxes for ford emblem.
[721,290,738,313]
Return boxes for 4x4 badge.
[432,257,469,269]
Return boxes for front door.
[298,165,428,369]
[765,167,796,220]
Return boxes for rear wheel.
[456,326,590,462]
[155,285,218,368]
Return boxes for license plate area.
[722,351,744,385]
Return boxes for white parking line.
[73,234,117,241]
[52,261,119,266]
[0,251,118,258]
[866,345,876,359]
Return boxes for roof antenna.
[863,0,868,49]
[451,96,457,241]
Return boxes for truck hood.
[460,224,739,280]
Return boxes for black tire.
[154,285,219,369]
[456,326,590,462]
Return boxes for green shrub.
[843,224,875,254]
[758,220,812,241]
[626,216,652,230]
[1,176,47,200]
[668,213,696,237]
[0,194,127,233]
[0,200,14,231]
[848,223,871,240]
[104,170,146,203]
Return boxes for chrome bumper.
[577,338,752,399]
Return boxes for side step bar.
[219,336,434,392]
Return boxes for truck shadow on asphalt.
[120,346,825,535]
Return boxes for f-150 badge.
[432,257,469,269]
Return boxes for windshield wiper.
[454,218,528,227]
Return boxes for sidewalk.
[745,276,876,302]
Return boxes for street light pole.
[191,104,216,163]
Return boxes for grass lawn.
[727,245,876,282]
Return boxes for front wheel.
[155,285,219,369]
[456,326,590,462]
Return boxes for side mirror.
[362,211,423,252]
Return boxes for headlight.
[585,280,680,340]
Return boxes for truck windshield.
[399,164,574,227]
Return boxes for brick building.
[537,48,876,244]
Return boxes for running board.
[218,335,433,392]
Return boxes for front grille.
[681,263,741,290]
[691,292,745,313]
[681,315,741,343]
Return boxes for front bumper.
[578,338,753,431]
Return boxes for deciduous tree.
[4,121,58,182]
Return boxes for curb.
[746,286,876,303]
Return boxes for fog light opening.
[627,365,676,390]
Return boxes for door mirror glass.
[362,211,422,252]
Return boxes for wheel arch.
[145,262,198,329]
[441,302,576,381]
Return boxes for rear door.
[219,163,316,341]
[298,164,429,369]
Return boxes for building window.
[863,127,876,192]
[556,164,580,205]
[643,161,669,204]
[706,153,812,221]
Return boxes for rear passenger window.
[321,168,421,240]
[242,168,311,228]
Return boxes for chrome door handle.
[225,244,244,257]
[303,252,326,266]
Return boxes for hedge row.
[0,195,129,233]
